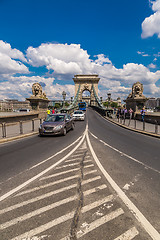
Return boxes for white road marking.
[15,174,101,197]
[0,127,87,202]
[30,136,82,170]
[1,185,108,231]
[1,175,102,214]
[55,162,80,169]
[9,194,113,240]
[87,128,160,240]
[40,168,96,181]
[65,158,92,163]
[61,208,124,240]
[14,175,79,196]
[113,227,139,240]
[90,132,160,175]
[76,208,124,239]
[84,169,97,175]
[40,167,80,180]
[65,158,81,163]
[55,159,92,169]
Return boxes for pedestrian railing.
[0,118,42,139]
[112,115,160,135]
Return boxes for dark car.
[39,113,74,136]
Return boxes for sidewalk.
[106,114,160,138]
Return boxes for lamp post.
[62,91,66,107]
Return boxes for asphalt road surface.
[0,107,160,240]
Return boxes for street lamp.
[62,91,66,107]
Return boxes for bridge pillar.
[73,75,100,105]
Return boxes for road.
[0,107,160,240]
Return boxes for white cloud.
[1,41,160,100]
[26,43,93,75]
[137,51,149,57]
[148,63,157,68]
[141,0,160,38]
[0,53,29,75]
[0,40,26,62]
[0,40,29,76]
[0,75,75,101]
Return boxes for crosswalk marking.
[1,185,108,231]
[1,175,103,215]
[113,227,139,240]
[9,194,114,240]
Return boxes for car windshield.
[45,115,65,122]
[74,111,83,114]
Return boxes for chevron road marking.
[39,168,97,181]
[0,127,87,202]
[15,165,96,197]
[113,226,139,240]
[61,208,124,240]
[9,195,114,240]
[0,175,102,215]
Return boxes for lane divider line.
[86,126,160,240]
[30,135,82,169]
[90,132,160,175]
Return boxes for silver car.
[39,113,74,136]
[72,110,85,121]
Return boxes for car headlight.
[54,125,63,130]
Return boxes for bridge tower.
[73,75,100,106]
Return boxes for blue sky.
[0,0,160,101]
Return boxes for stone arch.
[73,75,100,106]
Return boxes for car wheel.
[63,127,67,136]
[71,123,75,130]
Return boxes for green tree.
[111,102,118,108]
[65,102,70,107]
[55,103,61,109]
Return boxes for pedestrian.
[129,108,133,120]
[47,109,51,115]
[52,108,55,114]
[116,108,120,119]
[123,107,127,120]
[140,107,145,122]
[120,108,123,119]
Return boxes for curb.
[104,116,160,139]
[0,131,38,144]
